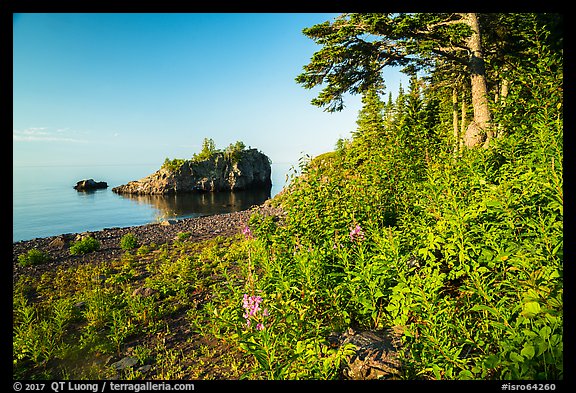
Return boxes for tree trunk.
[462,13,492,148]
[495,76,509,138]
[500,77,509,103]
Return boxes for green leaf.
[509,351,524,363]
[489,321,508,330]
[521,301,541,318]
[484,354,500,368]
[520,343,535,360]
[485,199,502,208]
[471,304,500,318]
[432,364,442,380]
[458,369,474,380]
[539,326,551,339]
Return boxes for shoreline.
[13,203,283,282]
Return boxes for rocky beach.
[13,202,283,282]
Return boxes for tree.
[462,13,491,148]
[296,13,494,148]
[193,138,218,161]
[355,87,386,139]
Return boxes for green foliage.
[163,138,248,172]
[69,236,100,255]
[192,137,219,162]
[18,248,51,267]
[162,158,186,173]
[224,141,247,163]
[176,231,192,241]
[120,233,139,251]
[230,19,562,379]
[13,14,562,381]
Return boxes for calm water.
[13,163,295,242]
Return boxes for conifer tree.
[296,13,493,147]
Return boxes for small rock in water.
[74,179,108,191]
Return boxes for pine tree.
[355,87,386,140]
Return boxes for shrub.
[224,141,246,163]
[17,248,51,267]
[162,158,187,173]
[69,236,100,255]
[176,232,192,241]
[120,233,139,251]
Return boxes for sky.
[13,13,409,167]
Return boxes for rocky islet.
[112,148,272,195]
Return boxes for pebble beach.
[13,203,284,282]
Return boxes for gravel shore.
[13,203,284,282]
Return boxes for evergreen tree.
[296,13,493,147]
[355,87,386,139]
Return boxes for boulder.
[74,179,108,191]
[329,327,403,380]
[112,148,272,195]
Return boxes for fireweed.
[242,225,253,239]
[349,224,365,242]
[242,294,269,330]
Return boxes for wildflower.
[242,294,268,330]
[242,225,253,239]
[350,224,365,242]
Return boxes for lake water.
[13,162,296,242]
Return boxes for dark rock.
[330,327,403,380]
[73,301,86,309]
[137,365,152,374]
[132,287,156,298]
[74,179,108,191]
[48,235,69,249]
[111,356,138,371]
[112,148,272,195]
[75,232,94,242]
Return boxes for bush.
[176,232,192,241]
[224,141,246,163]
[69,236,100,255]
[18,248,51,267]
[162,158,187,173]
[120,233,139,251]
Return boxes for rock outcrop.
[74,179,108,191]
[112,148,272,195]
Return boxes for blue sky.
[13,13,409,167]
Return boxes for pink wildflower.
[242,225,253,239]
[350,224,365,242]
[242,294,269,330]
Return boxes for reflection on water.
[117,186,272,221]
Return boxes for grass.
[13,234,256,380]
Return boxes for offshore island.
[112,139,272,195]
